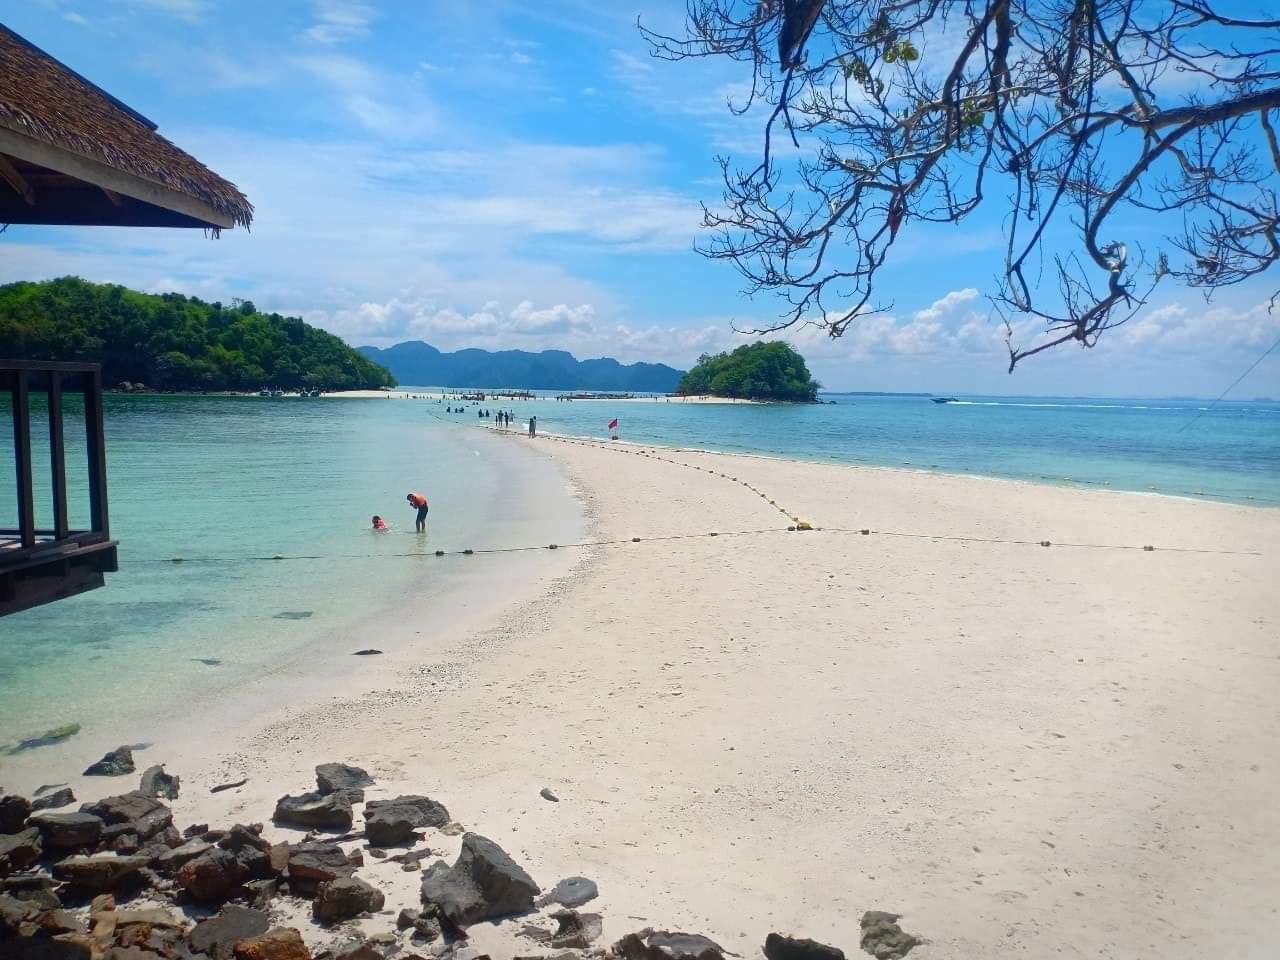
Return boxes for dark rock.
[211,779,249,794]
[184,824,210,838]
[1,794,32,833]
[411,915,441,942]
[273,792,353,831]
[190,905,271,959]
[286,842,354,885]
[0,828,42,876]
[3,874,62,910]
[243,878,281,910]
[29,812,104,851]
[538,876,598,909]
[396,907,420,928]
[351,649,381,656]
[547,909,602,949]
[110,833,140,855]
[155,838,212,873]
[83,746,135,777]
[138,766,180,800]
[30,788,76,813]
[80,793,172,840]
[613,930,726,960]
[233,927,311,960]
[234,846,272,880]
[175,848,246,903]
[364,796,448,846]
[312,877,385,924]
[418,832,538,928]
[52,854,150,892]
[219,824,270,853]
[34,908,82,934]
[859,912,919,960]
[764,933,846,960]
[0,891,38,935]
[7,724,80,755]
[315,764,373,803]
[539,788,559,802]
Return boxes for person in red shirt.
[406,492,428,532]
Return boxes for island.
[0,277,395,392]
[675,341,820,402]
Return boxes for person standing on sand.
[406,491,428,532]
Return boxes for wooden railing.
[2,360,117,616]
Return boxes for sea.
[1,390,1277,752]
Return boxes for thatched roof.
[0,24,253,230]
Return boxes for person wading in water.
[406,491,429,532]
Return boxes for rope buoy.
[1039,541,1051,547]
[435,550,444,557]
[463,548,474,555]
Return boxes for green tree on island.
[676,341,820,401]
[0,277,395,392]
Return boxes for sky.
[2,0,1279,397]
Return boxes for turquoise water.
[0,395,580,745]
[1,390,1276,750]
[479,393,1279,505]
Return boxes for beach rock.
[3,874,62,910]
[211,779,249,794]
[363,796,448,846]
[0,828,42,876]
[31,788,76,812]
[418,832,539,928]
[858,913,919,960]
[35,908,83,935]
[0,891,38,935]
[184,824,210,838]
[315,764,373,803]
[764,933,846,960]
[243,879,281,910]
[138,766,180,800]
[538,876,598,909]
[613,930,726,960]
[233,927,311,960]
[351,649,381,656]
[0,794,32,833]
[273,792,353,831]
[175,848,246,903]
[52,853,150,892]
[312,877,385,924]
[219,824,270,854]
[80,793,172,840]
[29,812,104,851]
[190,905,271,959]
[83,747,135,777]
[155,838,212,873]
[286,842,355,885]
[539,788,559,803]
[112,907,185,929]
[546,909,602,949]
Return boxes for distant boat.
[258,388,270,397]
[271,389,284,398]
[931,397,958,404]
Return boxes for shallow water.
[0,395,581,746]
[481,392,1280,505]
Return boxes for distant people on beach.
[528,416,537,437]
[371,515,388,531]
[406,491,428,532]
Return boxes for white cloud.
[62,11,89,25]
[305,0,377,44]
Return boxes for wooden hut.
[1,24,253,616]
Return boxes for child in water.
[371,515,388,531]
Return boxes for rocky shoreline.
[1,758,920,960]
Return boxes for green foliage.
[0,277,395,392]
[675,341,820,402]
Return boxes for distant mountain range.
[356,341,685,392]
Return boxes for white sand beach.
[4,434,1276,958]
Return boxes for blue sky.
[3,0,1279,397]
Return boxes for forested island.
[0,277,394,391]
[676,341,820,402]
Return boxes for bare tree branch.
[642,0,1280,369]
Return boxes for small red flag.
[608,418,618,430]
